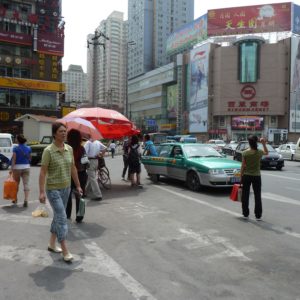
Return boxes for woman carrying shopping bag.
[240,135,268,221]
[39,122,82,262]
[10,134,31,207]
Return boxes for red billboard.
[208,2,291,36]
[37,32,64,56]
[0,30,32,46]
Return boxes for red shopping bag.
[3,173,18,201]
[230,184,242,202]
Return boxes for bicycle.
[97,157,111,189]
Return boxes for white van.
[295,138,300,161]
[0,133,13,170]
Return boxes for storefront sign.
[292,3,300,34]
[37,32,64,56]
[240,85,256,100]
[160,123,176,131]
[227,100,269,112]
[0,30,32,45]
[208,2,291,36]
[62,106,76,117]
[0,77,65,92]
[208,129,227,134]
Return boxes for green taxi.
[141,143,242,191]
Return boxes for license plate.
[31,153,37,156]
[269,161,277,166]
[231,176,240,183]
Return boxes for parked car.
[233,141,284,170]
[276,143,296,160]
[30,136,53,165]
[141,142,242,191]
[207,139,226,152]
[222,143,238,156]
[0,133,13,170]
[295,138,300,161]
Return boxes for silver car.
[276,144,296,160]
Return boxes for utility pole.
[87,30,109,107]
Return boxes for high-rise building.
[128,0,194,79]
[87,11,127,111]
[0,0,65,134]
[62,65,87,105]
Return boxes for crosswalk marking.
[262,193,300,206]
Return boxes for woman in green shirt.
[240,135,268,220]
[39,122,82,262]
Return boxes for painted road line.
[178,228,255,262]
[154,185,300,240]
[70,224,158,300]
[0,212,50,226]
[0,245,119,276]
[262,193,300,206]
[262,172,300,181]
[284,187,300,192]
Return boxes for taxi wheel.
[187,171,201,191]
[149,174,160,183]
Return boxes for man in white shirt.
[84,139,107,200]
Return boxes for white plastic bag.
[32,204,49,218]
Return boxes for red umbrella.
[57,117,103,140]
[64,107,140,139]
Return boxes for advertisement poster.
[167,84,178,119]
[166,14,207,55]
[231,116,264,130]
[37,32,64,56]
[290,36,300,132]
[292,3,300,34]
[208,2,291,36]
[189,43,210,133]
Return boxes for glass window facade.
[239,41,259,83]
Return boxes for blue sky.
[62,0,293,71]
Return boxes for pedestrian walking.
[143,134,158,156]
[84,137,107,200]
[109,140,116,158]
[128,135,142,188]
[122,137,129,180]
[240,135,268,221]
[39,122,83,262]
[66,129,88,223]
[10,134,31,207]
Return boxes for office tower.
[62,65,87,105]
[87,11,127,111]
[128,0,194,79]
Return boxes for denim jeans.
[241,175,262,218]
[46,187,70,243]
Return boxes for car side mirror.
[175,154,183,159]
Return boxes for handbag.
[230,184,242,202]
[77,197,85,217]
[80,154,89,165]
[3,173,18,201]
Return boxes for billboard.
[231,116,264,131]
[0,30,32,46]
[208,2,291,36]
[37,32,64,56]
[167,84,178,119]
[166,14,207,55]
[292,3,300,34]
[189,43,210,133]
[290,36,300,132]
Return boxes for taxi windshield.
[183,144,222,158]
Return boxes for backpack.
[128,145,140,167]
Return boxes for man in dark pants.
[122,138,129,180]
